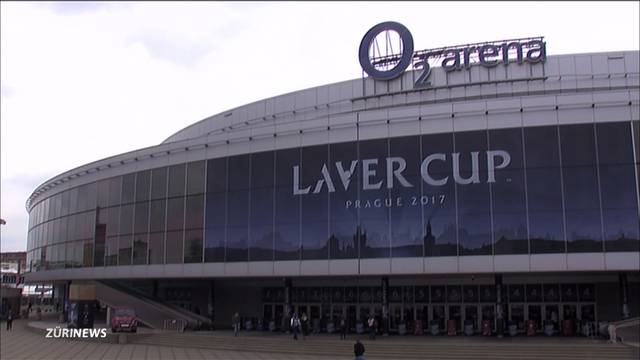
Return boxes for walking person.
[354,339,366,360]
[232,312,241,337]
[291,313,301,340]
[367,315,376,340]
[6,310,13,331]
[301,312,309,339]
[340,315,347,340]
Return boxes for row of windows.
[27,122,640,270]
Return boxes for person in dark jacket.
[354,339,365,360]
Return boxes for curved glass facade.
[25,121,640,271]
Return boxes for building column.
[619,273,630,319]
[495,274,504,338]
[382,277,389,335]
[284,278,292,331]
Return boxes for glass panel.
[490,128,527,255]
[301,145,329,260]
[561,124,596,167]
[148,232,165,264]
[134,202,149,234]
[228,154,250,191]
[251,151,275,189]
[275,148,300,261]
[226,190,248,261]
[565,210,603,252]
[602,209,640,252]
[206,158,227,194]
[205,192,226,262]
[149,199,166,233]
[455,130,491,255]
[204,227,225,263]
[166,197,185,232]
[185,195,204,229]
[132,233,148,265]
[329,141,358,259]
[121,174,136,204]
[596,122,635,165]
[118,234,132,265]
[165,230,183,264]
[168,164,186,198]
[150,167,168,200]
[119,204,134,235]
[359,138,390,258]
[250,188,274,261]
[186,161,206,195]
[390,136,422,257]
[562,167,602,252]
[108,176,122,207]
[422,132,457,257]
[184,229,203,263]
[135,170,151,202]
[97,180,109,208]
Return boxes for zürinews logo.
[45,326,108,339]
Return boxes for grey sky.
[1,1,639,252]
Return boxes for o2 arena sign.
[358,21,546,87]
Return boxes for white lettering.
[452,152,480,184]
[421,153,449,186]
[293,165,311,195]
[386,157,413,189]
[313,164,336,193]
[336,160,358,190]
[362,159,383,190]
[486,150,511,183]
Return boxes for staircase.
[95,281,210,329]
[130,332,640,359]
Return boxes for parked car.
[110,307,137,333]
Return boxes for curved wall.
[25,51,640,282]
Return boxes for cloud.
[43,1,115,16]
[1,83,13,98]
[126,31,218,67]
[1,173,51,252]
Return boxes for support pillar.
[619,273,630,319]
[495,274,504,338]
[284,278,292,332]
[382,277,389,336]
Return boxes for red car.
[110,308,137,333]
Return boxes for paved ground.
[0,320,339,360]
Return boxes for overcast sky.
[1,1,639,252]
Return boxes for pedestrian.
[340,315,347,340]
[27,301,33,314]
[301,312,309,339]
[291,313,301,340]
[232,312,241,337]
[354,339,366,360]
[6,311,13,331]
[367,315,376,340]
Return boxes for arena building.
[24,22,639,336]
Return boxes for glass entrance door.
[464,305,478,334]
[432,305,445,332]
[527,304,542,332]
[544,304,559,332]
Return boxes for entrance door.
[527,304,542,332]
[481,304,495,334]
[464,305,478,333]
[274,304,284,330]
[432,305,445,332]
[448,305,461,332]
[510,304,525,333]
[544,304,559,331]
[347,305,357,332]
[390,304,402,332]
